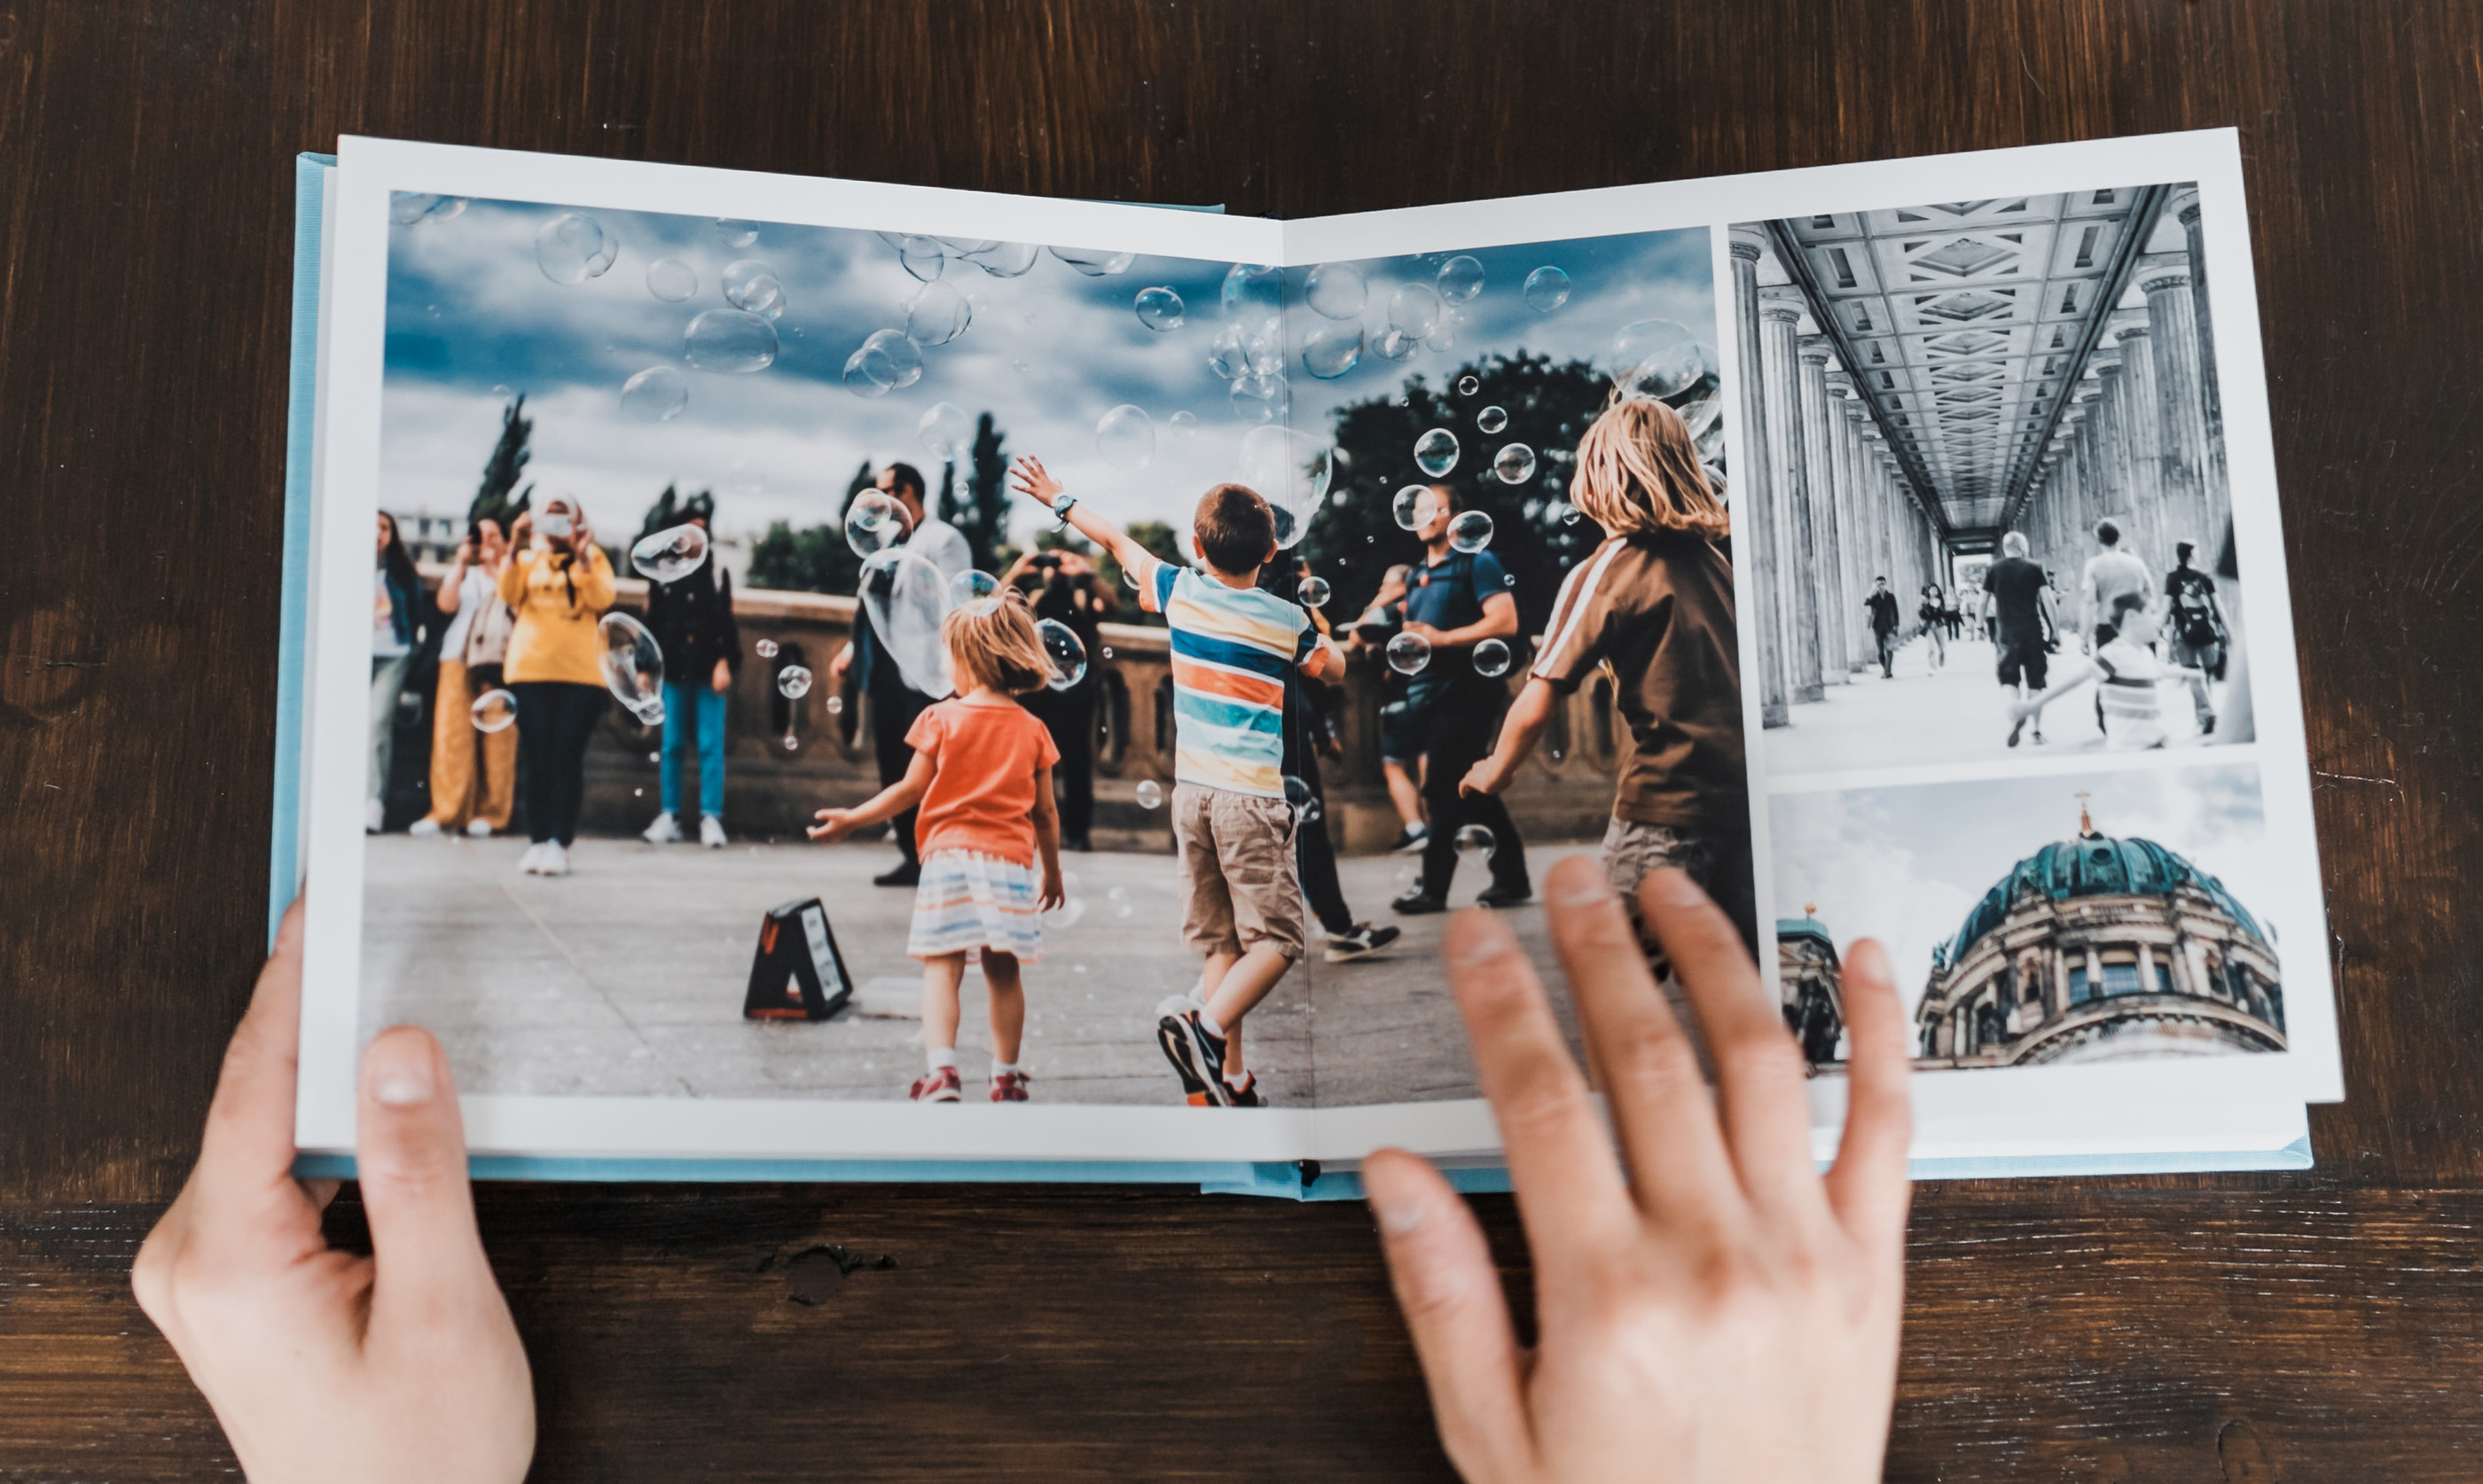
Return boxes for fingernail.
[1645,869,1705,904]
[1551,875,1616,909]
[367,1037,435,1107]
[1371,1190,1428,1235]
[1452,929,1514,967]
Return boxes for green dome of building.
[1935,829,2266,978]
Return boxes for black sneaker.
[1388,825,1430,855]
[1156,1009,1230,1106]
[2007,716,2026,748]
[1390,889,1447,915]
[873,862,921,887]
[2202,715,2217,737]
[1324,923,1403,964]
[1475,882,1534,910]
[1222,1071,1266,1107]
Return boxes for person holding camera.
[1006,546,1115,852]
[495,496,615,877]
[411,516,518,839]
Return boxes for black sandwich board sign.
[743,897,854,1020]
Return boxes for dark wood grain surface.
[4,2,2479,1478]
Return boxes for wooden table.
[4,3,2476,1477]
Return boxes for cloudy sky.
[1767,762,2278,1017]
[379,197,1713,548]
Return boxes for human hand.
[1402,621,1445,645]
[1008,456,1063,508]
[807,808,857,842]
[133,902,534,1484]
[1038,868,1066,913]
[827,644,855,685]
[712,658,732,693]
[509,511,533,547]
[1459,756,1509,798]
[1362,860,1911,1484]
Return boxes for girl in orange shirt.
[810,600,1066,1102]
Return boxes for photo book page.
[282,129,2335,1183]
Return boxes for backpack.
[2170,573,2218,648]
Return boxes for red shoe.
[990,1070,1031,1102]
[910,1066,963,1102]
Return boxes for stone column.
[1797,338,1846,684]
[2172,186,2228,519]
[1729,228,1790,728]
[1758,286,1824,704]
[2113,323,2165,566]
[1830,381,1873,672]
[2141,252,2216,571]
[2093,356,2141,568]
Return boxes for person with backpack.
[2163,539,2227,737]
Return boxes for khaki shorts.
[1172,784,1306,962]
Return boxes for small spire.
[1805,902,1817,919]
[2075,789,2095,838]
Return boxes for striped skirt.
[907,849,1046,963]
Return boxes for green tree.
[467,394,533,529]
[747,461,875,595]
[939,411,1012,574]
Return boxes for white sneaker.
[518,843,546,875]
[365,798,386,833]
[466,817,494,838]
[641,810,682,845]
[700,815,728,849]
[539,841,570,876]
[408,816,443,838]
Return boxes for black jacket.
[645,564,741,687]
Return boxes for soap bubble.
[1283,775,1323,824]
[1375,327,1419,361]
[1305,262,1367,319]
[1095,404,1156,471]
[1492,443,1538,485]
[1301,322,1363,379]
[1246,322,1285,376]
[1134,286,1186,331]
[1424,321,1459,355]
[1448,510,1496,553]
[950,569,1000,605]
[776,665,813,699]
[470,688,518,732]
[895,236,945,281]
[1168,410,1199,438]
[1437,254,1484,301]
[919,402,975,462]
[845,490,903,559]
[1414,428,1461,477]
[903,279,972,347]
[1523,266,1571,313]
[1457,374,1480,397]
[1220,263,1283,327]
[1476,405,1508,434]
[860,547,956,696]
[536,213,617,285]
[1050,246,1135,276]
[1229,372,1288,424]
[1236,426,1334,550]
[683,310,779,373]
[963,240,1040,277]
[1672,393,1722,440]
[721,259,785,317]
[826,695,845,715]
[1553,502,1583,526]
[631,522,710,582]
[619,365,689,423]
[1612,320,1717,400]
[1298,576,1331,609]
[646,258,698,302]
[1387,283,1444,339]
[1453,824,1497,861]
[1386,631,1432,676]
[597,612,666,722]
[1392,484,1434,529]
[1472,637,1513,678]
[1136,779,1164,809]
[1043,894,1087,930]
[782,731,798,752]
[1702,462,1728,499]
[842,353,891,398]
[755,639,779,659]
[846,329,924,393]
[1207,324,1252,380]
[715,219,759,247]
[389,191,466,225]
[1038,619,1088,690]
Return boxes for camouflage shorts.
[1599,816,1722,1063]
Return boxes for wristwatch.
[1049,492,1078,521]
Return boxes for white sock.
[1197,1011,1225,1039]
[991,1061,1022,1077]
[1223,1067,1251,1087]
[928,1047,959,1074]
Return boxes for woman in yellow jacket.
[495,496,616,876]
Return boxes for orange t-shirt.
[904,699,1061,868]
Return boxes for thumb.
[356,1026,492,1308]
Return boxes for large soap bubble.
[1492,443,1538,485]
[1375,326,1419,362]
[1229,372,1288,424]
[891,235,944,281]
[646,258,698,302]
[1611,319,1717,400]
[716,219,760,246]
[963,240,1040,277]
[905,280,973,347]
[1387,283,1444,339]
[842,353,893,398]
[1392,484,1434,530]
[1038,619,1088,690]
[1221,263,1283,327]
[683,310,779,373]
[860,547,956,697]
[1674,394,1721,440]
[1134,286,1186,331]
[1473,637,1513,678]
[1523,266,1571,313]
[1236,426,1334,551]
[845,329,924,394]
[1246,323,1285,376]
[1386,631,1432,676]
[619,365,688,423]
[1301,322,1364,379]
[1305,262,1367,319]
[1135,779,1163,810]
[1049,246,1135,276]
[721,259,785,317]
[1436,254,1484,301]
[1168,410,1199,438]
[1298,576,1331,610]
[845,490,904,560]
[597,612,666,722]
[1096,405,1156,471]
[470,688,517,733]
[950,569,1000,605]
[1448,510,1496,553]
[919,402,975,462]
[536,213,617,285]
[1414,428,1461,477]
[1207,324,1252,380]
[631,522,710,582]
[1476,405,1508,434]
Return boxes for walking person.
[1007,547,1113,852]
[1349,564,1429,855]
[495,496,616,877]
[1390,485,1531,915]
[410,517,516,839]
[1986,532,2059,749]
[2163,539,2227,737]
[1863,576,1901,679]
[1916,582,1947,672]
[1261,557,1400,964]
[638,494,740,849]
[2079,518,2153,734]
[367,512,425,833]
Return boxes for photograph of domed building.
[1768,764,2287,1074]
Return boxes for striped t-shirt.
[1149,560,1317,798]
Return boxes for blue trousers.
[660,680,727,819]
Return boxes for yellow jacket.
[497,545,617,685]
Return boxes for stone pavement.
[362,831,1595,1111]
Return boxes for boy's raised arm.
[1007,457,1160,602]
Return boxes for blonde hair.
[1570,397,1729,540]
[944,598,1055,695]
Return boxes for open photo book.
[279,129,2336,1196]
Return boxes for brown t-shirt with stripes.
[1531,532,1746,829]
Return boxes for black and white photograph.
[1727,184,2256,776]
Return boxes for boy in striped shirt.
[1010,457,1343,1107]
